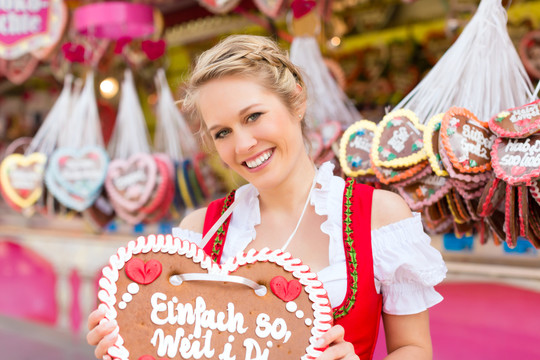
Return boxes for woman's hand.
[86,308,118,360]
[316,325,359,360]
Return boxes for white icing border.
[98,234,333,360]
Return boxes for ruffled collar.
[227,161,340,255]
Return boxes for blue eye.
[214,129,231,139]
[247,112,262,122]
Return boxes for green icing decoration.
[387,153,397,161]
[469,159,478,167]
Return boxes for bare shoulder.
[371,189,413,230]
[178,207,208,233]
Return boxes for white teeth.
[246,150,272,169]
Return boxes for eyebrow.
[207,104,261,133]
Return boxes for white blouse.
[172,162,447,315]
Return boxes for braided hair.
[182,35,308,148]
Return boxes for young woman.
[87,35,447,360]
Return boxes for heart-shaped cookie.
[106,153,157,212]
[491,134,540,185]
[339,120,377,177]
[440,107,496,175]
[372,160,430,185]
[489,100,540,138]
[371,109,426,169]
[396,173,452,211]
[0,153,46,210]
[423,113,448,177]
[98,235,333,360]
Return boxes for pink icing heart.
[270,276,302,301]
[125,258,162,285]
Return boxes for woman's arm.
[383,310,433,359]
[372,189,435,359]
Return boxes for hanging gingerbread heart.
[105,153,158,213]
[439,107,496,176]
[0,153,46,211]
[372,160,430,185]
[491,134,540,186]
[45,146,109,212]
[423,113,448,177]
[371,109,426,168]
[339,120,377,177]
[489,99,540,138]
[396,173,452,211]
[98,235,333,360]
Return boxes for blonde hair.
[182,35,308,149]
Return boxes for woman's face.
[197,75,305,189]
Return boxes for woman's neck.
[256,155,317,214]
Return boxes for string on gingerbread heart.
[0,75,78,216]
[393,0,534,124]
[44,71,110,213]
[105,69,173,225]
[154,68,207,212]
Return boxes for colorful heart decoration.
[141,40,166,61]
[489,99,540,138]
[105,153,158,213]
[491,134,540,186]
[372,160,430,185]
[45,146,109,212]
[371,109,427,168]
[0,153,47,211]
[440,107,495,175]
[98,235,332,360]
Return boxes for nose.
[234,128,257,154]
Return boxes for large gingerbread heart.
[491,134,540,185]
[489,100,540,138]
[98,235,332,360]
[423,113,448,177]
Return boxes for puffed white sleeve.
[171,227,203,247]
[372,212,447,315]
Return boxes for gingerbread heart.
[372,160,430,185]
[0,153,46,210]
[440,107,496,175]
[371,109,426,168]
[491,134,540,185]
[423,113,448,177]
[105,153,157,212]
[98,235,332,360]
[396,173,452,211]
[339,120,377,177]
[489,100,540,138]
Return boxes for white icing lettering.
[9,169,41,190]
[387,127,410,153]
[509,105,540,123]
[60,158,103,182]
[243,338,269,360]
[255,314,291,343]
[113,169,147,190]
[150,328,214,359]
[349,136,372,152]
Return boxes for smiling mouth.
[244,149,274,169]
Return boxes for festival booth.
[1,0,540,359]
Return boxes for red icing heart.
[141,40,166,61]
[125,258,162,285]
[270,276,302,301]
